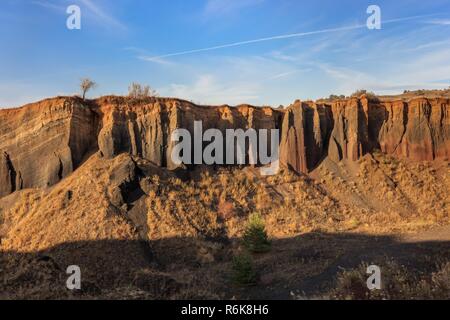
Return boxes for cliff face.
[0,98,98,198]
[0,95,449,198]
[95,96,283,170]
[279,101,332,173]
[378,98,450,161]
[279,96,449,173]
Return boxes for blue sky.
[1,0,450,107]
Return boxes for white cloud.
[167,74,260,105]
[427,19,450,25]
[395,48,450,84]
[318,64,370,81]
[314,44,450,96]
[137,55,175,66]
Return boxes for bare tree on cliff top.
[80,78,97,100]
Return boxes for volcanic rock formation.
[0,94,449,198]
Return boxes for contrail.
[141,13,440,61]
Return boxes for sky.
[1,0,450,107]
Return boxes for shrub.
[243,213,271,253]
[128,82,158,99]
[351,89,378,100]
[231,254,257,286]
[351,89,367,97]
[329,94,346,100]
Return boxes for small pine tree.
[243,213,271,253]
[231,254,257,286]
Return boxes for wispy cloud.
[143,13,438,61]
[404,39,450,52]
[269,51,299,62]
[124,47,175,65]
[427,19,450,25]
[315,44,450,96]
[31,1,65,11]
[168,74,260,105]
[32,0,126,30]
[319,63,372,82]
[146,24,368,61]
[79,0,127,30]
[267,69,311,80]
[138,55,174,66]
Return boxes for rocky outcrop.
[281,96,449,174]
[327,98,370,162]
[0,94,449,198]
[279,101,332,173]
[0,98,98,197]
[0,152,17,196]
[95,97,283,170]
[379,98,450,161]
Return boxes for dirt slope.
[0,149,448,299]
[0,91,449,299]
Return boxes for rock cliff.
[0,94,448,198]
[0,98,98,197]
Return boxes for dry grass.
[0,154,140,254]
[312,153,450,234]
[330,259,450,300]
[0,151,449,299]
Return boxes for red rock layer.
[0,95,448,197]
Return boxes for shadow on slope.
[1,230,449,300]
